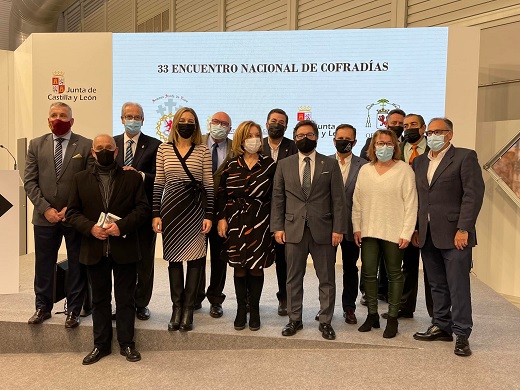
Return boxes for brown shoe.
[343,308,357,324]
[28,309,51,325]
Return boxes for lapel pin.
[142,145,145,148]
[321,160,324,164]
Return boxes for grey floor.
[1,254,519,390]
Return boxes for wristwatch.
[458,229,467,234]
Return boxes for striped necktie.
[124,139,134,166]
[54,138,65,177]
[302,156,311,199]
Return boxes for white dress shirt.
[427,143,452,185]
[336,152,352,185]
[268,137,281,162]
[207,135,228,168]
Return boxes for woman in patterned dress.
[216,121,276,331]
[152,107,214,332]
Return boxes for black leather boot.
[179,262,203,332]
[168,264,184,331]
[234,276,247,330]
[358,313,380,332]
[383,316,398,338]
[247,274,264,331]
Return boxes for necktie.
[124,139,134,166]
[212,142,219,173]
[54,138,65,177]
[409,144,419,165]
[302,156,311,199]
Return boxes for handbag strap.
[171,142,197,184]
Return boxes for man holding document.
[66,134,150,365]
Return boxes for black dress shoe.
[28,309,51,324]
[194,303,203,310]
[344,308,357,324]
[136,306,151,321]
[120,346,141,362]
[277,299,287,316]
[381,310,413,319]
[209,303,223,318]
[82,347,111,365]
[314,313,320,321]
[65,313,80,329]
[282,320,303,336]
[454,335,472,356]
[319,323,336,340]
[413,325,453,342]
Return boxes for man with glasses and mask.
[329,124,367,325]
[271,120,347,340]
[67,134,150,364]
[197,111,234,318]
[412,118,484,357]
[262,108,298,316]
[381,113,433,320]
[113,102,161,321]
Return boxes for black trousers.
[274,242,287,301]
[197,224,227,305]
[339,239,360,311]
[135,226,156,308]
[400,244,419,313]
[87,257,137,350]
[33,224,85,315]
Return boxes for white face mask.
[243,138,262,154]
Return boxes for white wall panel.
[408,0,520,27]
[107,0,134,32]
[226,0,287,31]
[176,0,218,32]
[298,0,391,30]
[0,0,11,50]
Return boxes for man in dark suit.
[412,117,484,357]
[329,124,367,325]
[382,113,433,319]
[67,134,150,365]
[24,102,94,328]
[114,102,161,321]
[271,120,347,340]
[198,111,234,318]
[262,108,298,316]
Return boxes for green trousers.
[361,237,404,317]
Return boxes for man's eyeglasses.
[295,133,317,140]
[375,141,394,147]
[123,115,143,121]
[426,130,450,137]
[211,119,230,128]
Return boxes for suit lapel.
[132,135,146,167]
[345,156,360,191]
[309,154,324,196]
[45,134,56,176]
[115,135,124,166]
[430,146,454,188]
[59,133,78,179]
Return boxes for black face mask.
[388,125,404,138]
[95,149,116,166]
[403,128,422,144]
[295,137,317,154]
[177,123,196,139]
[335,140,354,154]
[268,123,286,139]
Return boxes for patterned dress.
[217,154,276,269]
[153,142,214,262]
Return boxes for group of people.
[24,102,484,366]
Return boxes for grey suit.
[413,145,484,337]
[271,152,347,323]
[329,153,367,311]
[24,131,94,315]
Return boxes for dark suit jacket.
[271,152,348,244]
[399,139,430,163]
[413,145,485,249]
[114,132,161,206]
[24,132,94,226]
[328,153,368,241]
[262,137,298,161]
[66,165,150,265]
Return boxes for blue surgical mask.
[125,120,142,135]
[375,145,394,162]
[427,134,446,152]
[209,124,228,140]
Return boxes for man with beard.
[271,120,347,340]
[262,108,297,316]
[67,134,150,364]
